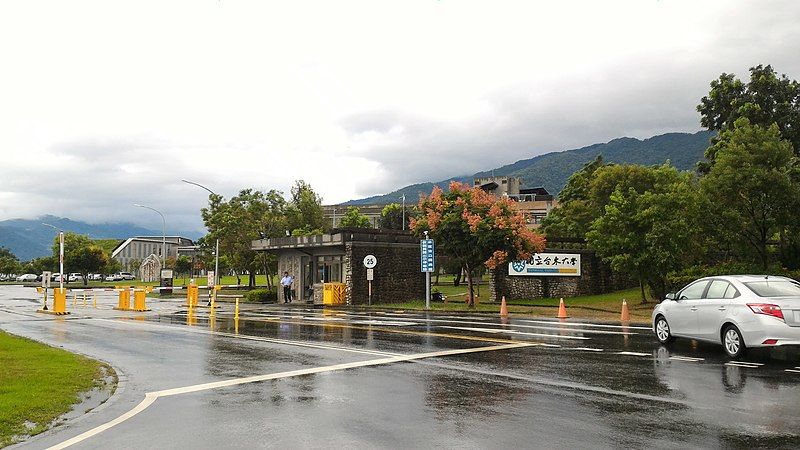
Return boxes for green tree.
[541,155,608,238]
[287,180,326,233]
[0,247,21,275]
[173,256,192,284]
[698,64,800,172]
[411,182,546,307]
[379,203,406,230]
[51,233,108,285]
[202,189,288,287]
[700,119,800,270]
[24,256,56,275]
[587,164,705,301]
[338,206,372,228]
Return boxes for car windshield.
[744,280,800,297]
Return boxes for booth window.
[316,255,343,283]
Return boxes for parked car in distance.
[16,274,38,282]
[119,272,135,280]
[68,273,83,282]
[52,273,63,282]
[0,274,8,281]
[653,275,800,358]
[89,273,103,281]
[105,274,122,282]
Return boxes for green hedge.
[245,289,277,303]
[667,262,800,292]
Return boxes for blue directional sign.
[420,239,435,272]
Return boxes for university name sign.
[508,253,581,277]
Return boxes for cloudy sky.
[1,0,799,233]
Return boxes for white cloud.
[1,0,799,231]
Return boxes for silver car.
[652,275,800,358]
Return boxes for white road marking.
[442,326,590,340]
[786,369,800,373]
[726,361,764,366]
[516,319,652,330]
[725,362,761,368]
[616,351,649,357]
[669,356,704,362]
[351,320,418,326]
[569,347,604,352]
[300,316,345,321]
[47,342,532,449]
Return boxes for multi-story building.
[474,176,557,228]
[322,204,384,229]
[111,236,195,271]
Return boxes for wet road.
[2,285,800,449]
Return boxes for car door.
[696,279,739,342]
[668,280,709,337]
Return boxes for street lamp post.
[133,204,166,269]
[401,194,406,231]
[181,179,219,287]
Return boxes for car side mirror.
[665,293,677,301]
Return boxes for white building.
[111,236,195,271]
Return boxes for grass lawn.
[372,287,657,323]
[0,331,108,447]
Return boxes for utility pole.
[182,179,220,288]
[401,194,406,231]
[133,204,167,269]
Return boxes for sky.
[1,0,799,233]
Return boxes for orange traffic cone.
[557,298,568,319]
[620,299,630,322]
[500,296,509,317]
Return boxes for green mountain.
[346,130,715,205]
[0,215,202,261]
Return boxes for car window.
[744,280,800,297]
[679,280,709,299]
[705,280,730,299]
[723,284,740,299]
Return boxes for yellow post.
[93,294,97,308]
[133,289,149,311]
[82,293,88,307]
[116,289,131,310]
[53,288,67,314]
[234,298,240,334]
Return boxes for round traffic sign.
[363,254,377,269]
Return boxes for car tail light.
[762,339,778,345]
[747,303,784,321]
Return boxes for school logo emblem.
[511,261,526,273]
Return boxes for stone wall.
[488,249,631,302]
[346,241,425,305]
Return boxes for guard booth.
[252,228,425,305]
[160,268,174,295]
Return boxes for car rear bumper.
[740,316,800,348]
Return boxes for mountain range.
[346,130,715,205]
[0,215,203,261]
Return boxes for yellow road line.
[47,342,533,450]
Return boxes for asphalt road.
[2,285,800,449]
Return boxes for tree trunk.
[639,278,647,304]
[465,263,475,308]
[249,271,256,288]
[453,271,461,287]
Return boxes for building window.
[501,179,507,184]
[316,255,343,283]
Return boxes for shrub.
[667,261,800,292]
[245,289,277,303]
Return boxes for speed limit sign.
[363,255,377,269]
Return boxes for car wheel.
[722,325,746,359]
[655,316,675,344]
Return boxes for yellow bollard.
[133,289,150,312]
[235,298,240,320]
[82,293,88,307]
[115,289,131,310]
[93,294,97,309]
[53,288,68,314]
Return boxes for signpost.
[363,255,377,305]
[206,270,215,306]
[420,232,435,309]
[41,271,51,310]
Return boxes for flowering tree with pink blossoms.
[410,182,546,307]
